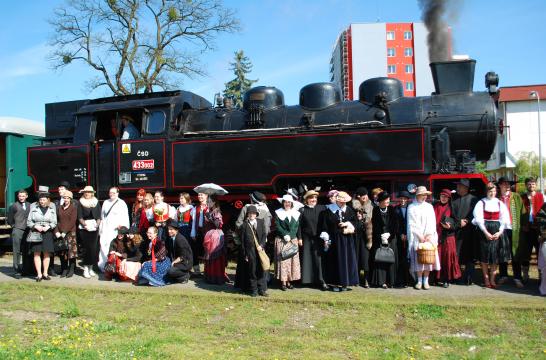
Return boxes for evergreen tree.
[223,50,258,108]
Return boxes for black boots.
[66,259,75,278]
[60,257,68,277]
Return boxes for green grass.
[0,282,544,359]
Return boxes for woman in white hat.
[407,186,440,290]
[274,194,302,290]
[77,186,101,278]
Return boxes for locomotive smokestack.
[430,59,476,94]
[419,0,457,62]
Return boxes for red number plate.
[132,159,155,170]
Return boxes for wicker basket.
[417,248,436,265]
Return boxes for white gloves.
[319,232,330,241]
[283,234,291,242]
[381,232,390,245]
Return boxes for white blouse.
[472,197,510,233]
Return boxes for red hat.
[440,189,452,198]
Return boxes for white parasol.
[193,183,229,196]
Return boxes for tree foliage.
[223,50,257,108]
[49,0,239,95]
[514,151,545,180]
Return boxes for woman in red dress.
[434,189,462,287]
[202,195,230,284]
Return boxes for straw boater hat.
[415,186,432,196]
[303,190,319,200]
[336,191,352,203]
[79,185,96,193]
[64,190,74,199]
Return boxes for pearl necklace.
[379,207,388,213]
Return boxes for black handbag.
[374,244,395,264]
[281,241,298,260]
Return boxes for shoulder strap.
[104,199,120,218]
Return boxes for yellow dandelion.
[35,350,41,355]
[32,319,37,323]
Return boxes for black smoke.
[419,0,457,62]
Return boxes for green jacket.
[505,192,526,254]
[274,209,300,239]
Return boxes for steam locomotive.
[27,59,499,202]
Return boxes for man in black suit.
[165,219,193,284]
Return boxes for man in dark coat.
[7,189,31,278]
[239,206,268,296]
[299,190,328,290]
[165,219,193,283]
[394,191,411,287]
[451,179,479,285]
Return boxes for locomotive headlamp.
[485,71,499,94]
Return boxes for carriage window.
[146,111,166,135]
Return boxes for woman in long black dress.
[299,190,328,290]
[370,191,399,288]
[77,186,101,279]
[320,191,359,291]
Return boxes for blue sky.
[1,0,545,122]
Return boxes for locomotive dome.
[299,82,342,111]
[243,86,284,112]
[359,77,404,104]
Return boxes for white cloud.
[0,43,50,83]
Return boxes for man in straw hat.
[407,186,440,290]
[451,178,479,285]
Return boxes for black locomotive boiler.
[28,59,499,200]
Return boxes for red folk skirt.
[204,254,229,285]
[436,235,462,281]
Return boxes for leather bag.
[374,244,395,264]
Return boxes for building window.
[405,81,414,91]
[386,31,395,40]
[405,64,413,73]
[387,48,395,57]
[404,48,413,57]
[387,65,396,74]
[404,31,412,40]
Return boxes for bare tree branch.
[48,0,239,95]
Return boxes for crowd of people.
[6,177,546,296]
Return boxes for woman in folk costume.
[351,187,373,288]
[433,189,462,287]
[319,191,359,291]
[131,188,146,229]
[472,182,510,288]
[53,190,78,278]
[98,187,130,271]
[274,194,302,290]
[138,193,154,234]
[104,226,142,282]
[152,191,172,242]
[407,186,440,290]
[138,226,171,286]
[78,186,101,278]
[299,190,328,290]
[369,191,399,289]
[237,205,269,296]
[176,192,194,240]
[202,196,230,284]
[191,192,210,274]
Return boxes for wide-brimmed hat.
[277,194,295,204]
[377,191,390,202]
[397,190,411,199]
[166,219,179,229]
[303,190,319,200]
[415,186,432,196]
[79,185,96,193]
[439,189,452,198]
[246,205,259,215]
[496,177,515,185]
[336,191,352,203]
[249,191,266,203]
[63,191,73,199]
[455,179,470,188]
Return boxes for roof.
[498,85,546,102]
[0,117,45,137]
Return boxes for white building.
[329,22,437,100]
[486,85,546,182]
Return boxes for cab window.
[146,110,166,135]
